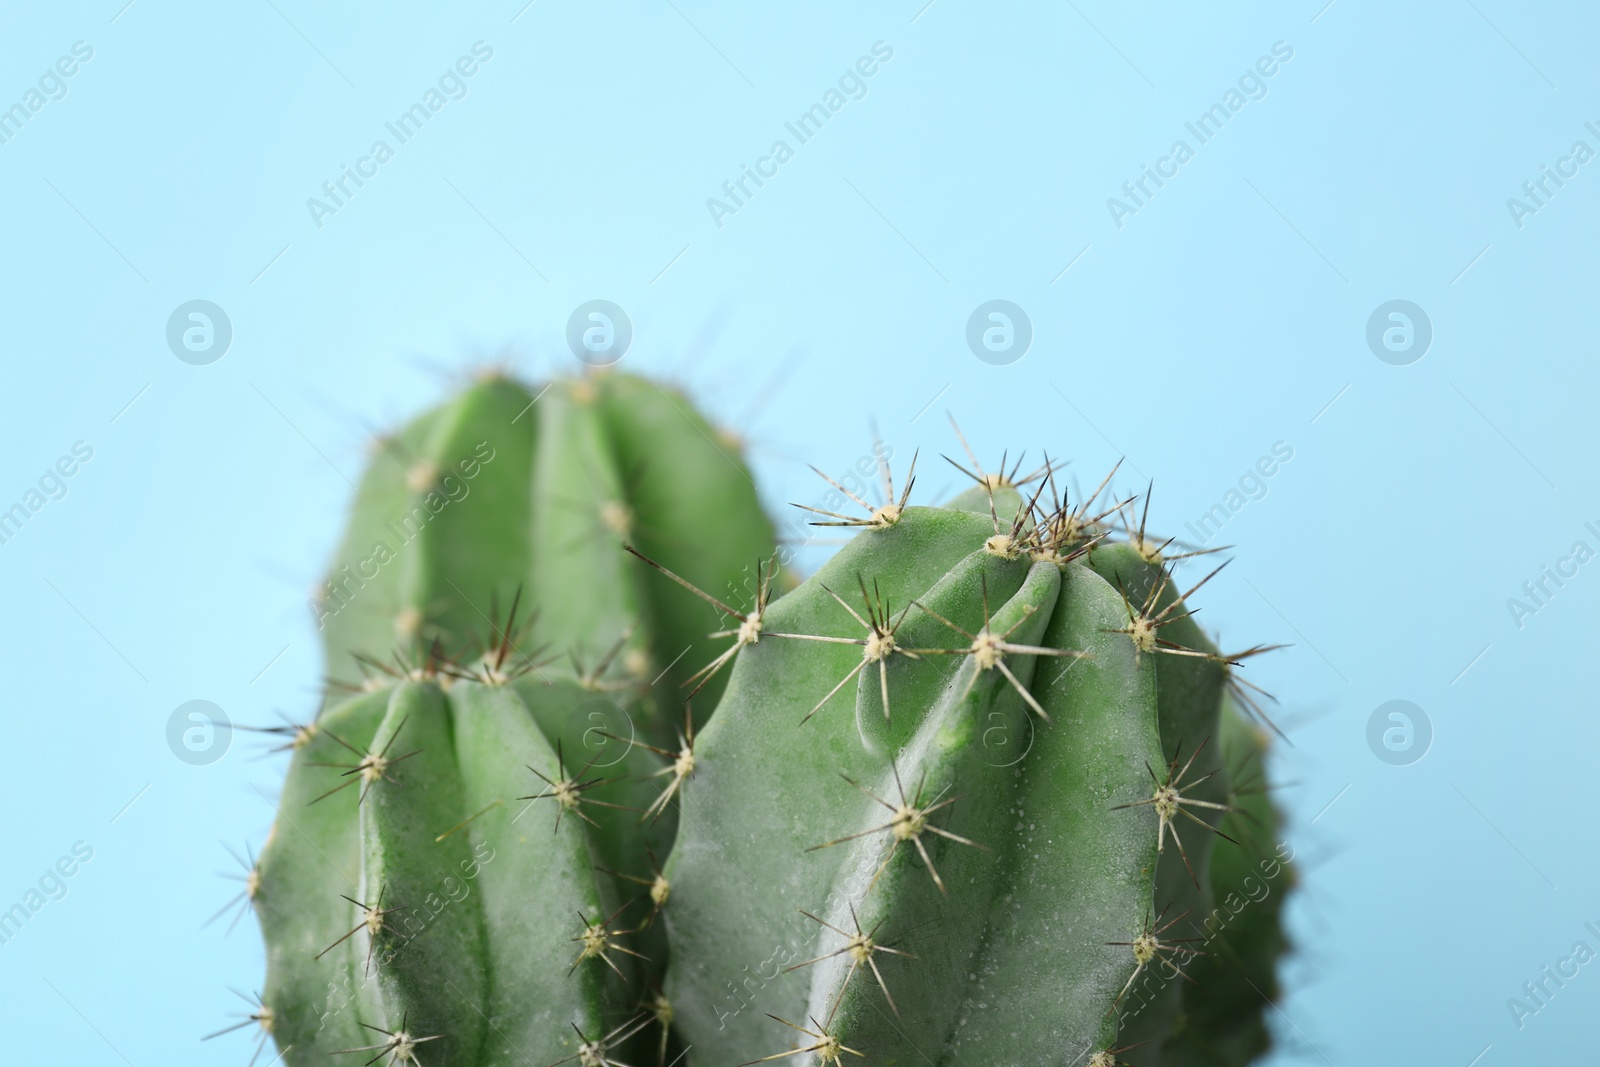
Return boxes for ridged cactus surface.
[255,663,670,1066]
[241,406,1294,1067]
[657,474,1268,1065]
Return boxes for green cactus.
[239,417,1294,1066]
[651,458,1291,1065]
[248,368,774,1066]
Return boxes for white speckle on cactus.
[983,533,1021,559]
[599,500,631,536]
[623,648,651,679]
[1128,614,1158,653]
[970,630,1004,671]
[405,461,437,493]
[394,606,422,638]
[359,752,390,785]
[334,1021,440,1065]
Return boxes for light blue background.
[1,1,1596,1063]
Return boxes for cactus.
[248,368,774,1066]
[239,416,1295,1066]
[653,453,1292,1066]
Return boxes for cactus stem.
[334,1013,442,1065]
[1112,740,1239,887]
[569,904,650,979]
[201,988,274,1066]
[910,583,1091,723]
[308,718,422,805]
[740,1014,864,1066]
[777,577,920,725]
[1108,907,1205,1007]
[546,1013,654,1067]
[317,886,408,977]
[785,904,917,1023]
[806,765,987,897]
[517,740,633,833]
